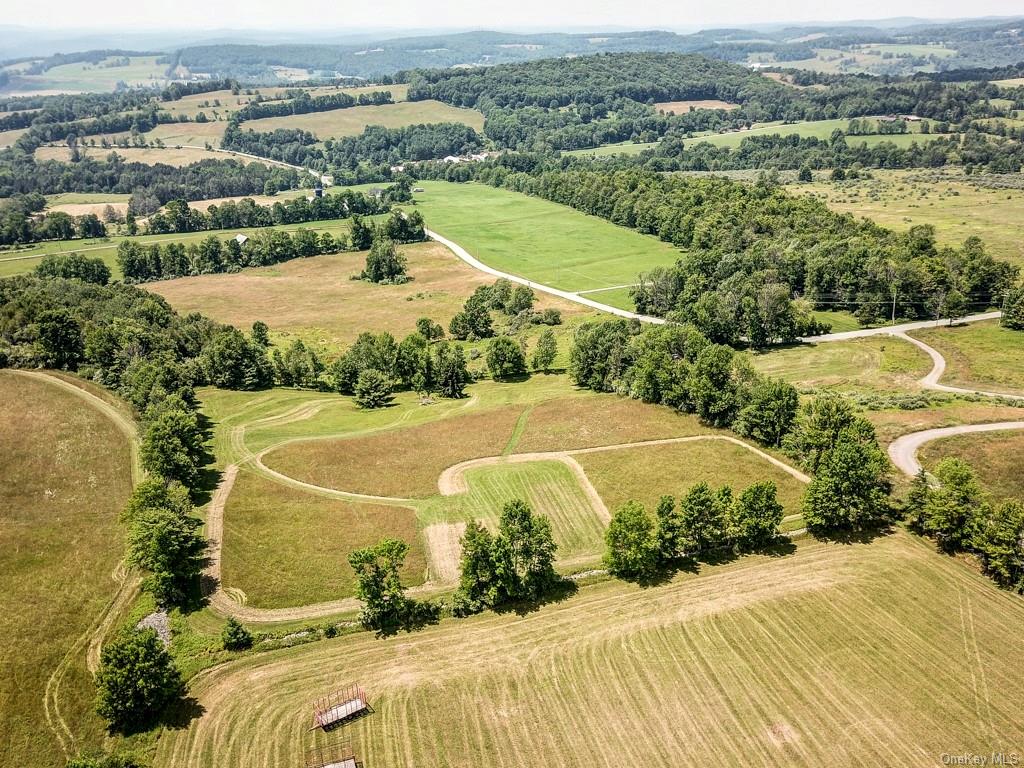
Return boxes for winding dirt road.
[888,421,1024,477]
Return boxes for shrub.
[95,629,184,732]
[221,617,253,651]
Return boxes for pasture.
[95,120,228,148]
[919,429,1024,502]
[148,239,592,356]
[155,530,1024,767]
[157,84,411,121]
[792,169,1024,268]
[0,371,134,768]
[242,100,485,139]
[910,321,1024,397]
[403,181,680,292]
[749,335,932,394]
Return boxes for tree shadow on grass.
[191,411,219,507]
[373,599,442,638]
[493,577,580,617]
[808,522,895,545]
[160,695,206,731]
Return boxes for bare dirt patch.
[423,522,466,583]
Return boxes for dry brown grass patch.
[515,395,711,452]
[262,405,525,498]
[655,99,740,112]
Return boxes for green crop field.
[0,371,134,768]
[243,100,484,139]
[402,181,680,292]
[910,321,1024,396]
[792,169,1024,268]
[564,140,660,157]
[155,530,1024,767]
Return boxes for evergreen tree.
[353,369,394,409]
[221,617,253,651]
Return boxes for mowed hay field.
[1,55,167,95]
[220,470,426,608]
[155,531,1024,767]
[910,321,1024,396]
[920,429,1024,503]
[655,99,739,113]
[149,239,589,355]
[749,335,933,393]
[793,169,1024,268]
[576,439,807,517]
[404,181,680,296]
[0,371,133,768]
[243,100,484,139]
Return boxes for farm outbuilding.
[312,684,370,730]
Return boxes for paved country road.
[888,421,1024,477]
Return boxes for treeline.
[118,208,424,283]
[909,460,1024,594]
[443,168,1017,333]
[232,89,393,122]
[0,154,299,206]
[221,121,484,169]
[144,187,390,235]
[0,193,107,245]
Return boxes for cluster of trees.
[0,193,104,245]
[144,188,390,235]
[222,121,483,170]
[232,89,393,122]
[329,326,471,405]
[909,459,1024,593]
[1003,286,1024,330]
[453,499,558,614]
[348,537,437,631]
[448,279,561,341]
[570,320,800,439]
[117,210,423,283]
[34,252,112,284]
[604,480,785,579]
[459,168,1016,332]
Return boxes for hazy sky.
[5,0,1023,30]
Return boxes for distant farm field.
[242,100,484,139]
[655,99,740,113]
[35,144,232,167]
[96,120,228,148]
[157,84,411,121]
[793,169,1024,268]
[910,321,1024,396]
[563,140,659,158]
[690,118,948,150]
[0,55,167,95]
[403,181,680,292]
[154,530,1024,767]
[0,371,133,768]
